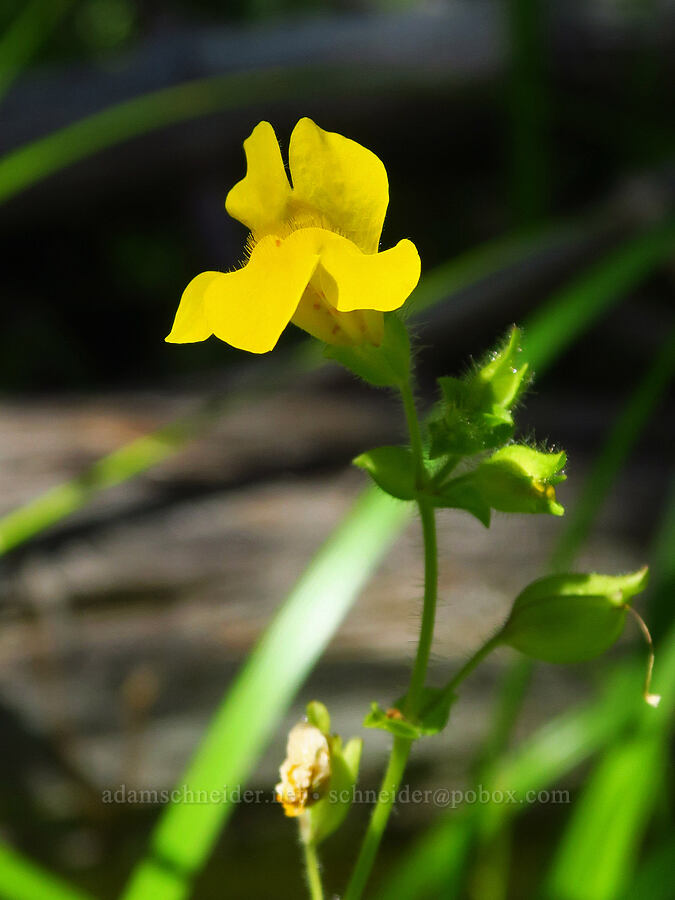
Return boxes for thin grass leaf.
[543,735,666,900]
[120,487,410,900]
[407,224,573,315]
[0,841,92,900]
[551,329,675,571]
[619,837,675,900]
[0,408,207,555]
[0,0,73,102]
[507,0,549,225]
[0,65,438,206]
[647,475,675,641]
[522,218,675,371]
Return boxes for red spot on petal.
[332,325,340,334]
[275,239,281,247]
[313,302,321,310]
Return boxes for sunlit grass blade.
[0,0,73,102]
[0,841,92,900]
[0,408,207,555]
[120,487,410,900]
[522,218,675,370]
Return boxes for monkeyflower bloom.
[167,118,421,353]
[275,722,331,817]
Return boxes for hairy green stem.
[399,380,426,488]
[343,737,412,900]
[303,841,323,900]
[430,634,502,716]
[405,498,439,716]
[344,376,437,899]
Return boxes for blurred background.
[0,1,673,898]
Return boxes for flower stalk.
[344,375,437,899]
[303,841,324,900]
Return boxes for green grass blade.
[551,328,675,571]
[0,0,73,102]
[507,0,549,225]
[120,487,410,900]
[0,411,204,554]
[648,476,675,640]
[619,837,675,900]
[522,219,675,371]
[0,841,92,900]
[408,223,573,315]
[543,735,666,900]
[0,65,436,206]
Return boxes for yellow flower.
[167,118,421,353]
[275,722,331,817]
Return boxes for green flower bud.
[500,568,648,663]
[428,326,530,458]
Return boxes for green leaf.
[430,478,492,527]
[353,446,416,500]
[324,314,411,387]
[364,702,422,740]
[309,736,362,845]
[364,688,456,740]
[306,700,331,735]
[412,686,457,736]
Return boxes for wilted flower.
[275,721,331,818]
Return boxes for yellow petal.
[165,271,220,343]
[225,121,292,238]
[204,234,320,353]
[288,118,388,254]
[321,237,421,313]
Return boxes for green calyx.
[499,567,649,663]
[301,701,362,846]
[324,313,411,388]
